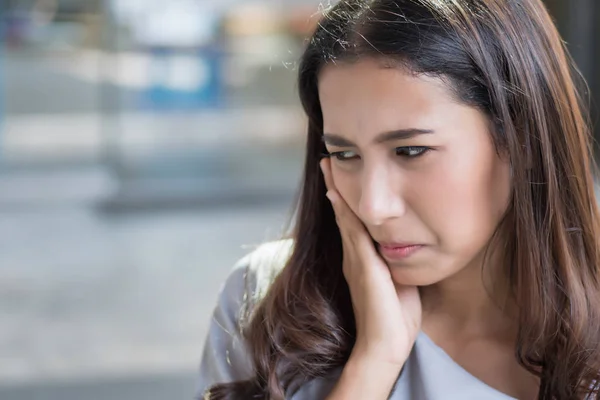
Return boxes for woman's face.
[318,59,512,286]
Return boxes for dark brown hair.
[206,0,600,398]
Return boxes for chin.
[389,266,450,287]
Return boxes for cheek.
[414,146,511,253]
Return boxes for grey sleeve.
[196,258,255,399]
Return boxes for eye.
[329,150,360,161]
[395,146,430,158]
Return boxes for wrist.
[346,350,406,376]
[337,353,403,398]
[350,343,410,370]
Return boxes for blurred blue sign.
[139,46,224,110]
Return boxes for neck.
[420,242,518,340]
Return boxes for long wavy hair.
[206,0,600,398]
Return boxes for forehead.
[317,59,462,134]
[318,59,489,142]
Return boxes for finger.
[319,163,361,234]
[318,159,377,252]
[331,194,385,278]
[321,181,387,277]
[320,158,335,192]
[325,186,371,250]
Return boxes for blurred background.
[0,0,598,399]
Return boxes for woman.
[198,0,600,398]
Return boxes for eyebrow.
[322,128,435,147]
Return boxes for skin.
[318,58,539,399]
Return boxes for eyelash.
[322,146,431,161]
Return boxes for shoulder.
[197,238,295,397]
[226,238,294,323]
[244,238,295,306]
[215,238,295,325]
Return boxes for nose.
[357,165,406,226]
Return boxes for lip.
[377,241,420,248]
[377,242,424,261]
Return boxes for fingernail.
[326,191,336,204]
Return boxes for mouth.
[376,242,424,261]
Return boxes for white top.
[197,240,517,399]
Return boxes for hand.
[320,158,422,368]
